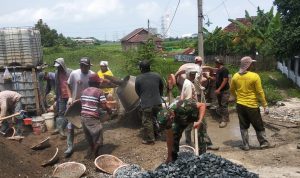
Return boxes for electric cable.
[163,0,180,37]
[222,1,230,19]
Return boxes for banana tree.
[229,7,281,56]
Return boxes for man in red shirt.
[81,74,112,158]
[52,58,72,138]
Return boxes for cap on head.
[80,57,92,66]
[100,61,108,67]
[239,56,256,74]
[215,58,224,65]
[54,57,64,67]
[88,73,102,83]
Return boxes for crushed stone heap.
[114,152,258,178]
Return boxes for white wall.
[277,59,300,87]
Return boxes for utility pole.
[198,0,204,58]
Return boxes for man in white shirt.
[64,57,95,157]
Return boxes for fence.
[174,55,277,71]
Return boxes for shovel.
[0,112,21,121]
[194,127,199,156]
[64,100,82,129]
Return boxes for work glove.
[67,98,73,106]
[264,107,269,115]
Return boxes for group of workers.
[0,54,297,163]
[135,56,276,163]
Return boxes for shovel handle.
[0,112,21,121]
[194,126,199,156]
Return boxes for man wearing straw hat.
[230,56,275,151]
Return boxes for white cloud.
[136,1,162,19]
[0,0,123,24]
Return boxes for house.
[121,28,163,51]
[223,17,254,33]
[277,55,300,87]
[71,38,95,45]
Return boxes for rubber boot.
[93,143,101,158]
[256,131,275,149]
[64,129,74,158]
[56,116,67,138]
[240,129,250,151]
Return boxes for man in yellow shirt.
[97,61,114,96]
[230,56,274,151]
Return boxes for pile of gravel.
[114,152,258,178]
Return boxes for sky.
[0,0,275,41]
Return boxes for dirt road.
[0,109,299,178]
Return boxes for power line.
[205,0,227,15]
[247,0,257,8]
[163,0,180,37]
[222,1,230,19]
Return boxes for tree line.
[35,0,299,59]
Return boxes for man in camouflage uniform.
[158,99,206,162]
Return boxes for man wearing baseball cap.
[230,56,274,151]
[64,57,95,157]
[214,58,230,128]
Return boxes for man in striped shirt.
[81,74,112,158]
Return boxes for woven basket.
[94,154,126,174]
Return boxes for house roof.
[121,28,145,41]
[223,17,254,32]
[121,28,162,43]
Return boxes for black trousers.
[236,104,265,132]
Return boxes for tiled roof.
[121,28,145,41]
[223,18,254,32]
[121,28,162,43]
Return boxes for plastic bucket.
[32,116,46,135]
[32,125,41,135]
[42,112,55,131]
[23,118,32,125]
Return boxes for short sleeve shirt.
[216,67,229,91]
[81,87,106,118]
[67,69,95,100]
